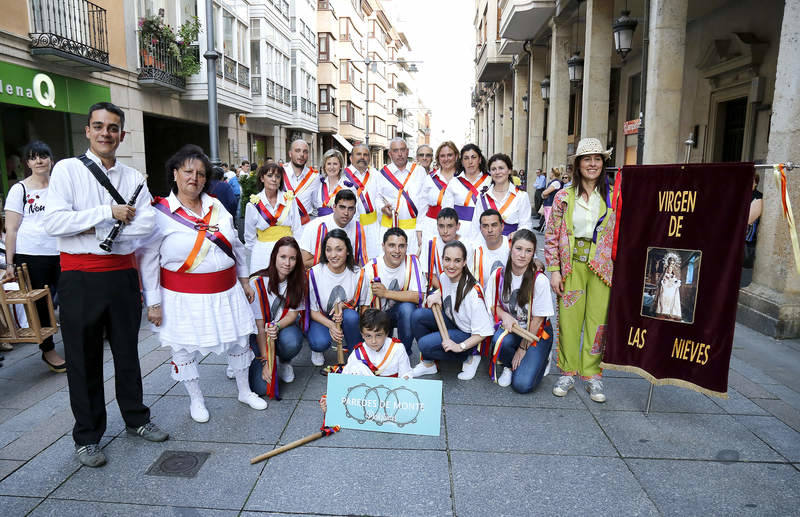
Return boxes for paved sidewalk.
[0,235,798,515]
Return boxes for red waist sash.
[160,266,237,294]
[425,205,442,219]
[60,252,136,272]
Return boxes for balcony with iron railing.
[137,30,188,91]
[29,0,110,70]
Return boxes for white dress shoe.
[239,391,268,410]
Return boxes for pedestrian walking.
[533,169,546,216]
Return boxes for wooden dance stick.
[250,430,325,464]
[265,327,275,383]
[510,323,539,344]
[431,304,449,340]
[334,303,344,365]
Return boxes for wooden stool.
[0,263,57,345]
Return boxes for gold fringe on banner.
[773,164,800,275]
[600,362,729,399]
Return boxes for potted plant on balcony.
[138,15,202,78]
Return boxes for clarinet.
[99,181,146,252]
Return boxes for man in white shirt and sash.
[342,143,380,259]
[44,102,168,468]
[415,145,434,173]
[282,139,318,225]
[376,137,425,243]
[299,189,364,269]
[472,208,511,290]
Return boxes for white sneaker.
[311,351,325,366]
[278,361,295,383]
[497,366,513,387]
[225,366,234,379]
[457,355,481,380]
[412,361,438,377]
[238,391,268,410]
[189,399,209,423]
[585,379,607,403]
[552,375,575,397]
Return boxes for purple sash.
[454,204,475,222]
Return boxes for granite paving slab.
[51,437,266,510]
[443,371,586,409]
[0,436,83,497]
[451,451,658,516]
[594,411,785,461]
[0,431,22,449]
[752,398,800,432]
[0,373,66,410]
[0,391,71,433]
[727,369,780,399]
[445,404,617,456]
[711,387,770,415]
[0,459,23,481]
[763,384,800,410]
[245,447,452,516]
[0,495,42,515]
[142,364,179,396]
[626,458,800,516]
[575,378,725,414]
[729,357,781,385]
[0,408,21,425]
[280,399,446,450]
[148,394,294,445]
[0,407,74,461]
[29,499,239,516]
[105,394,161,437]
[734,415,800,462]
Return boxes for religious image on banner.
[640,248,702,324]
[602,163,753,398]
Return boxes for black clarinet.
[99,181,146,252]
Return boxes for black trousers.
[59,268,149,445]
[13,254,60,352]
[534,188,545,214]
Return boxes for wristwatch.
[459,342,466,351]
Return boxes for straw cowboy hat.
[574,137,613,160]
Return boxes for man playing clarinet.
[44,102,168,468]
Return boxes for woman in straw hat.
[544,137,615,403]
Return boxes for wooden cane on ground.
[431,303,449,340]
[250,427,340,464]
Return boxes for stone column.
[642,0,688,164]
[512,61,529,170]
[738,0,800,338]
[494,84,504,155]
[581,0,613,144]
[547,19,571,172]
[527,46,547,183]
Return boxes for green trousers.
[557,261,610,379]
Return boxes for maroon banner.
[602,163,754,397]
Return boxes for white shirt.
[343,337,412,379]
[5,182,59,255]
[243,189,300,250]
[363,255,425,311]
[471,235,510,290]
[417,170,453,238]
[137,192,247,306]
[375,162,426,222]
[248,277,301,323]
[486,269,554,330]
[438,272,494,337]
[282,163,318,221]
[443,172,491,242]
[308,263,364,314]
[473,184,533,235]
[342,165,381,259]
[299,213,359,260]
[44,149,154,255]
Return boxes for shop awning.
[332,133,353,153]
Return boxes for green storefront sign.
[0,61,110,114]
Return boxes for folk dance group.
[37,103,615,468]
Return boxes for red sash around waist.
[60,252,136,272]
[160,266,237,294]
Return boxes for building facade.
[472,0,800,337]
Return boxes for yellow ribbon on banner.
[773,164,800,274]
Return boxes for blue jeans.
[307,308,362,352]
[411,308,472,362]
[493,326,554,393]
[387,301,416,355]
[248,324,303,396]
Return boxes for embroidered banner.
[602,163,753,397]
[325,374,442,436]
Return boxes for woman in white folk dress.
[416,141,459,254]
[140,145,266,424]
[443,144,491,245]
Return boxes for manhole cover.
[145,451,210,478]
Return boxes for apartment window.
[370,116,385,135]
[223,10,235,57]
[250,18,260,39]
[627,73,641,121]
[251,41,261,74]
[318,33,331,61]
[319,85,336,113]
[238,22,247,62]
[340,101,362,127]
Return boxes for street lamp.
[567,52,584,83]
[613,10,638,59]
[540,77,550,101]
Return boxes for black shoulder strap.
[19,182,27,215]
[78,154,126,204]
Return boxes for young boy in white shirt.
[419,207,471,292]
